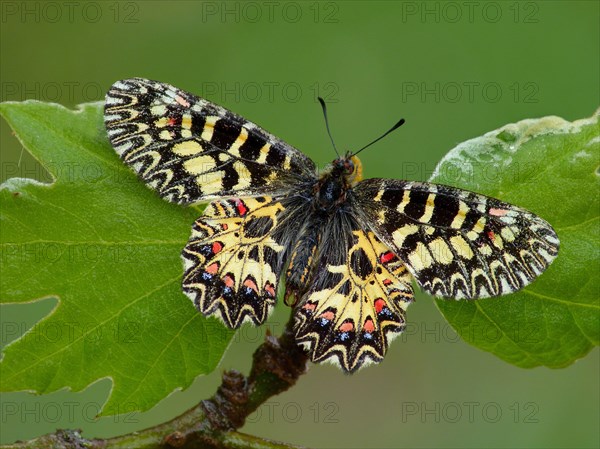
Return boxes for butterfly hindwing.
[354,179,560,299]
[294,227,414,372]
[104,78,315,204]
[182,196,288,328]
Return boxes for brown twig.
[2,316,309,449]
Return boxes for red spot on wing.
[264,282,276,297]
[303,302,316,311]
[382,279,392,286]
[175,95,190,107]
[243,278,258,293]
[167,117,177,126]
[205,263,219,275]
[212,242,223,254]
[339,320,354,333]
[487,230,495,241]
[319,311,335,322]
[223,274,235,288]
[489,208,509,217]
[221,223,229,231]
[363,318,375,333]
[234,199,248,217]
[374,298,386,313]
[379,251,396,264]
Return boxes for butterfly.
[104,78,559,372]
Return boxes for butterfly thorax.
[313,155,363,211]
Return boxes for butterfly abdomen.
[284,216,325,304]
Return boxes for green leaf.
[2,100,596,417]
[430,111,600,368]
[0,101,234,415]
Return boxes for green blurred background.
[1,1,598,448]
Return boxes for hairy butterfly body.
[104,78,559,372]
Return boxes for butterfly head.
[332,153,363,186]
[317,96,403,189]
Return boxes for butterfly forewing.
[104,78,315,204]
[354,179,559,299]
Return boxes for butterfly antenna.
[351,118,406,156]
[318,97,340,157]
